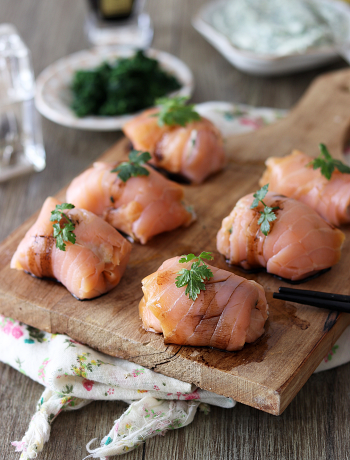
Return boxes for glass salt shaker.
[0,24,45,183]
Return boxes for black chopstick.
[278,287,350,303]
[273,291,350,313]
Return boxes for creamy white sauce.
[209,0,348,56]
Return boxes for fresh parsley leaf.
[184,272,206,301]
[307,143,350,180]
[175,268,191,287]
[154,96,201,127]
[179,253,197,263]
[62,223,76,245]
[251,184,269,209]
[196,263,214,280]
[50,203,77,251]
[56,203,75,211]
[50,210,62,222]
[111,150,151,182]
[129,150,150,164]
[319,143,332,161]
[52,223,61,238]
[178,252,213,264]
[250,184,279,236]
[334,160,350,174]
[175,252,214,301]
[258,206,277,236]
[198,251,214,261]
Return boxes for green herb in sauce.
[209,0,348,57]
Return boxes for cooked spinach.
[70,50,182,117]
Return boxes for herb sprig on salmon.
[111,150,151,182]
[175,252,214,301]
[250,184,279,236]
[50,203,76,251]
[154,96,201,127]
[307,143,350,180]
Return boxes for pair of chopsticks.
[273,287,350,313]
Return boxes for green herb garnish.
[175,252,214,301]
[250,184,279,236]
[50,203,76,251]
[70,50,182,117]
[154,96,201,127]
[111,150,151,182]
[307,143,350,180]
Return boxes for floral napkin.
[2,102,350,460]
[1,314,234,459]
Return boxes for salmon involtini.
[123,97,226,184]
[217,189,345,281]
[66,155,194,244]
[11,197,132,299]
[139,255,269,351]
[260,147,350,226]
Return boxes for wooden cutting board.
[1,68,350,416]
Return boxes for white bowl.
[192,0,350,76]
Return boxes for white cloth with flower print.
[3,101,350,460]
[1,315,233,460]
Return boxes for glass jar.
[84,0,153,48]
[0,24,45,182]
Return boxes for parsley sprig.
[50,203,76,251]
[175,252,214,301]
[250,184,279,236]
[111,150,151,182]
[307,143,350,180]
[154,96,201,127]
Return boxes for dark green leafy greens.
[250,184,279,236]
[154,96,201,127]
[175,252,214,301]
[307,143,350,180]
[111,150,151,182]
[50,203,76,251]
[71,50,182,117]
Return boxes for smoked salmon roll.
[217,191,345,281]
[123,107,226,184]
[66,162,194,244]
[11,197,132,300]
[260,150,350,226]
[139,256,269,351]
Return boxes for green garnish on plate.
[175,252,214,301]
[154,96,201,127]
[70,50,182,117]
[111,150,152,182]
[307,143,350,180]
[50,203,76,251]
[250,184,279,236]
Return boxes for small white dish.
[35,47,194,131]
[192,0,350,76]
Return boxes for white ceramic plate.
[35,47,194,131]
[192,0,350,76]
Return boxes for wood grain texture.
[2,78,350,413]
[1,0,350,458]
